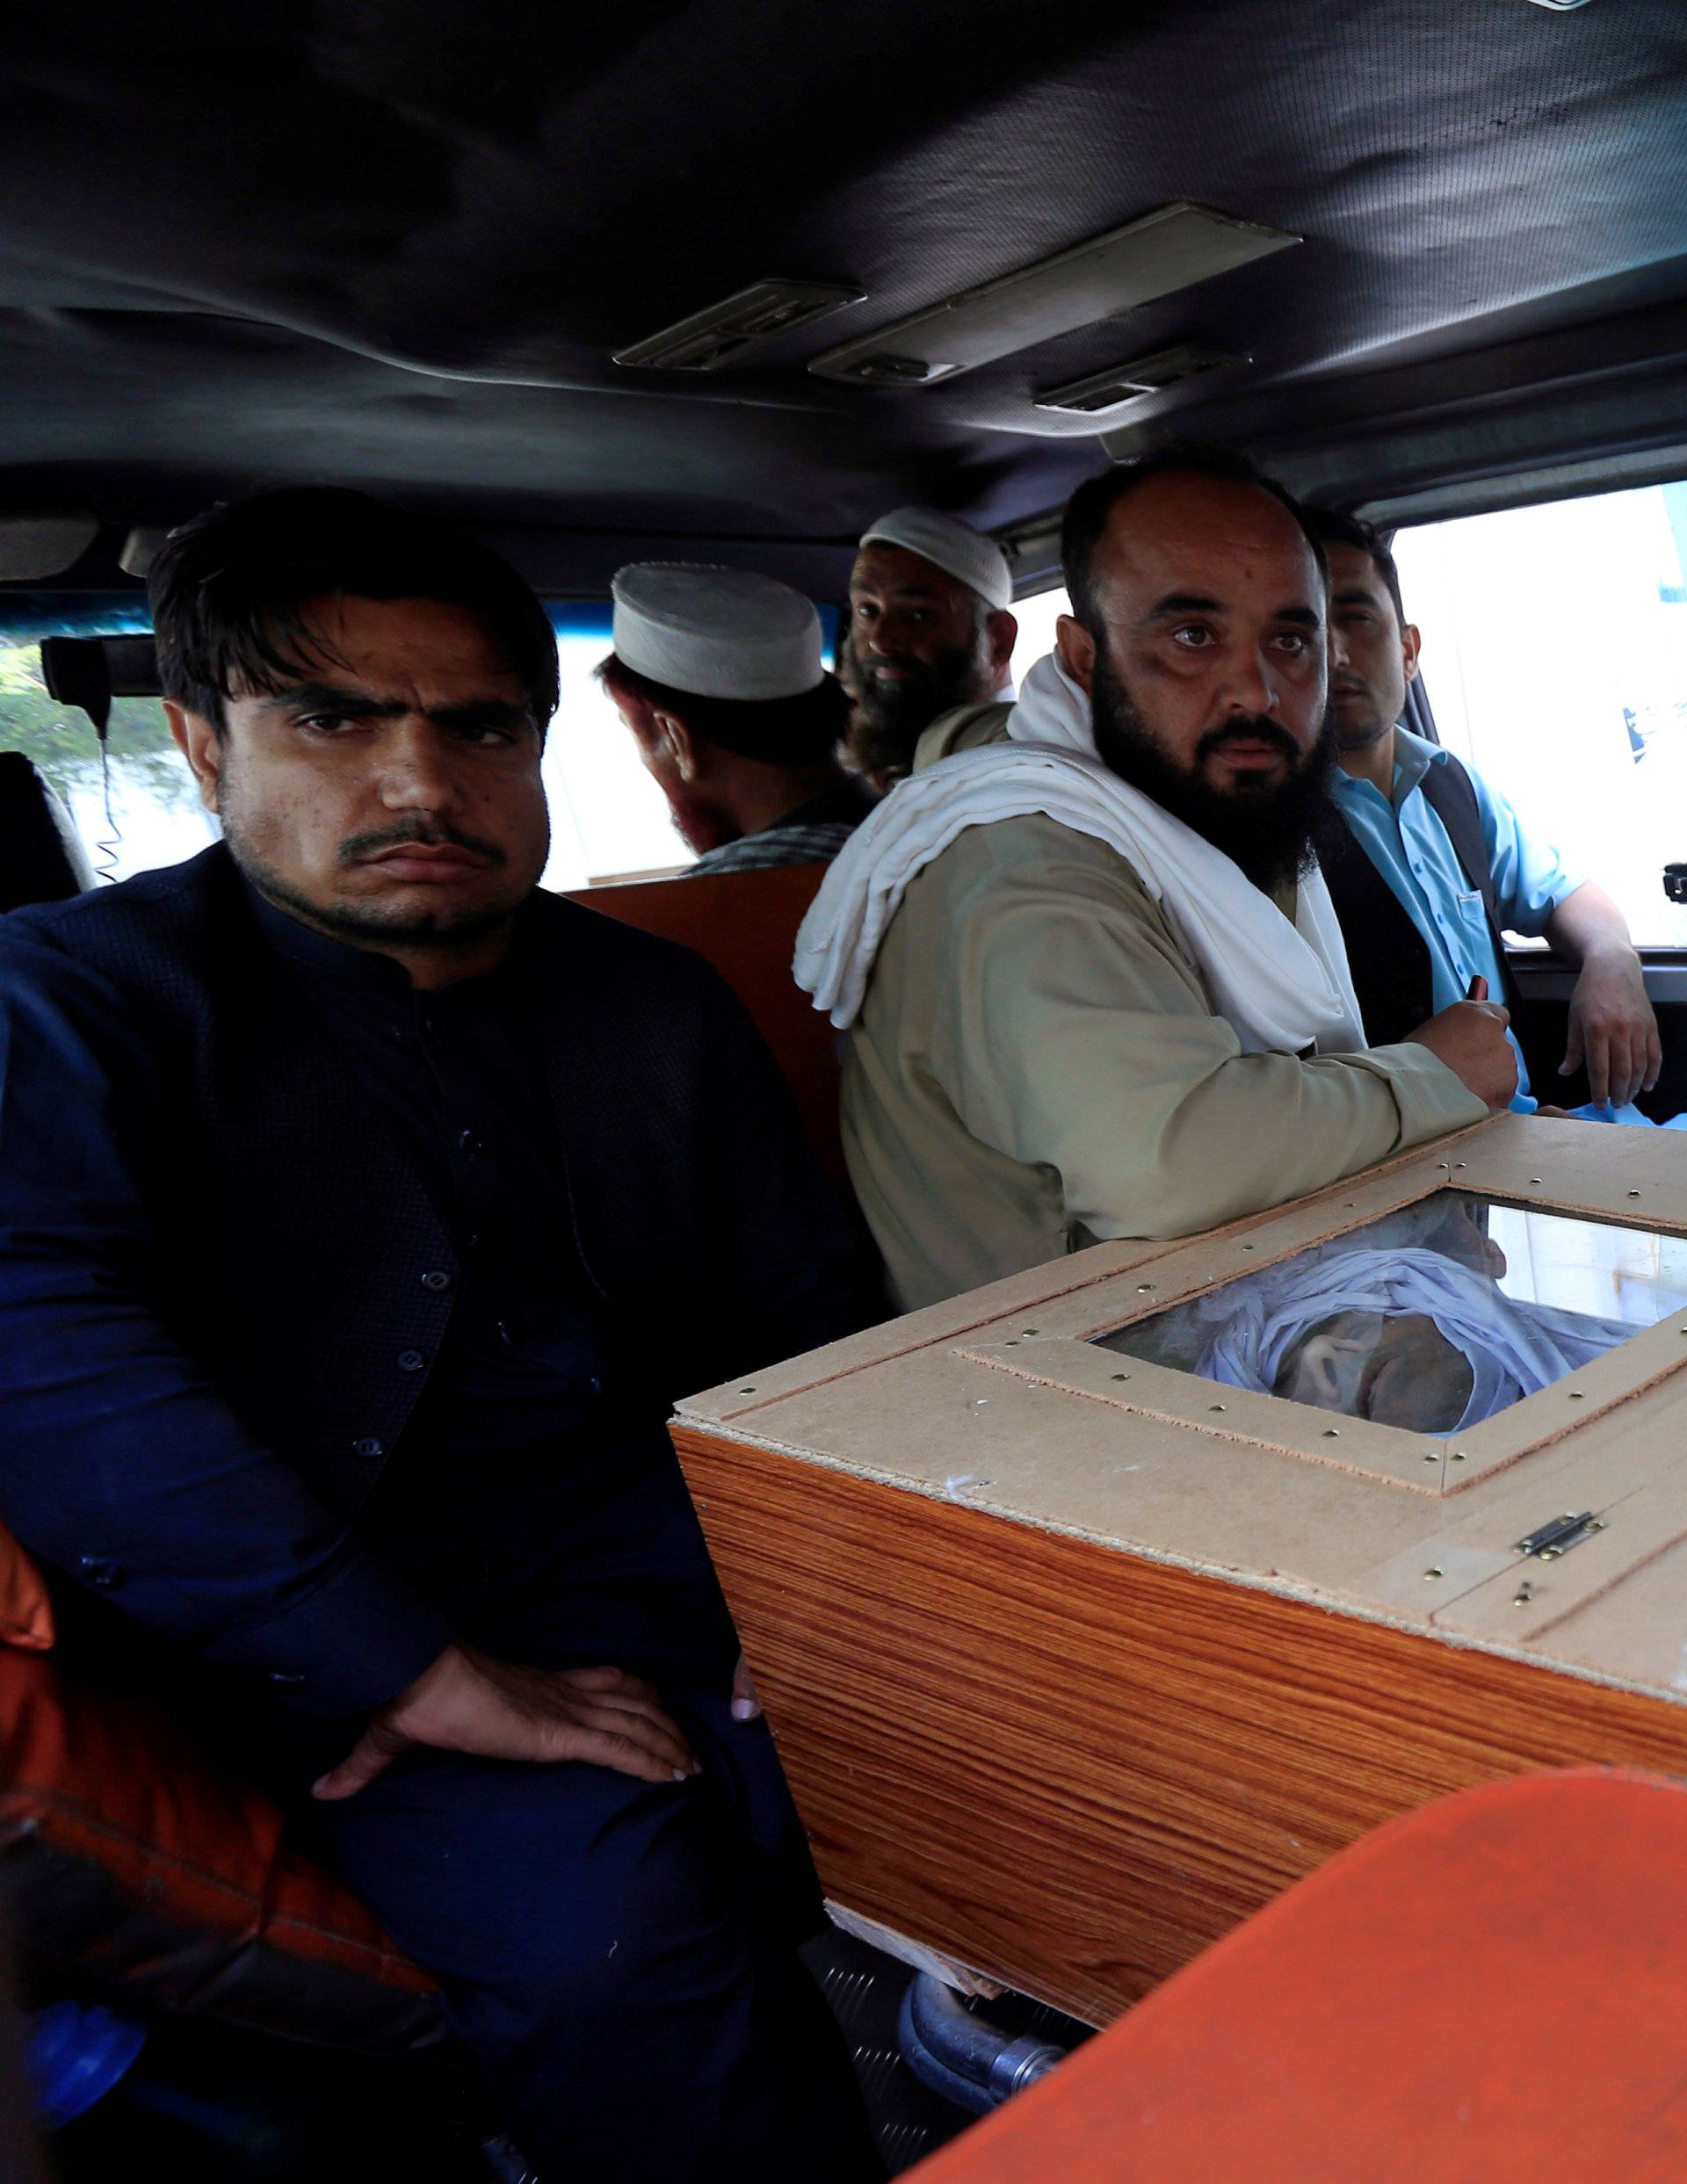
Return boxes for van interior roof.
[5,2,1686,605]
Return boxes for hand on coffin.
[1404,975,1517,1113]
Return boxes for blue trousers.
[293,1688,881,2180]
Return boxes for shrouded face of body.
[1274,1308,1475,1431]
[844,542,1013,785]
[166,594,550,983]
[1057,472,1337,891]
[1325,540,1422,754]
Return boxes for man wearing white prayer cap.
[844,506,1018,790]
[600,564,872,874]
[796,448,1519,1311]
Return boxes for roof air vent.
[614,279,865,372]
[810,204,1298,389]
[1034,344,1250,417]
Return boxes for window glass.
[0,629,691,896]
[539,631,688,890]
[1091,1192,1687,1434]
[1391,484,1687,948]
[0,637,215,882]
[1009,588,1069,685]
[0,589,1074,898]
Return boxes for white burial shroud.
[794,651,1367,1055]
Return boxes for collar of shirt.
[240,873,536,1024]
[770,776,879,833]
[1329,720,1449,811]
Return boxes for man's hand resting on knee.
[313,1645,701,1799]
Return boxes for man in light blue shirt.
[1308,509,1660,1114]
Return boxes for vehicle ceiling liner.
[0,0,1682,597]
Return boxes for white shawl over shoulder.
[794,652,1365,1055]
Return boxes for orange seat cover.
[908,1768,1687,2182]
[0,1645,433,1996]
[0,1521,52,1651]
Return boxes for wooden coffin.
[672,1113,1687,2026]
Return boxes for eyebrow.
[1331,587,1385,609]
[259,682,533,729]
[1144,593,1322,629]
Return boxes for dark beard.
[846,638,986,786]
[1089,647,1340,893]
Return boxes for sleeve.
[927,828,1488,1245]
[1470,766,1585,936]
[0,929,451,1714]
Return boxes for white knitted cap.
[611,563,823,700]
[858,505,1013,611]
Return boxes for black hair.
[595,654,848,766]
[1301,505,1407,626]
[1060,443,1329,635]
[149,485,561,732]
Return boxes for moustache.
[337,820,507,868]
[1193,717,1305,768]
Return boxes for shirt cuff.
[203,1548,453,1717]
[1358,1038,1491,1144]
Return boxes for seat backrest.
[0,753,92,912]
[565,861,846,1190]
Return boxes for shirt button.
[397,1349,425,1373]
[78,1556,123,1589]
[420,1270,452,1292]
[352,1436,384,1458]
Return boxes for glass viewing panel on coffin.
[1091,1194,1687,1435]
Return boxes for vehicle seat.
[0,1519,444,2059]
[0,752,93,913]
[567,860,848,1191]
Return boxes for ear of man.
[164,699,225,814]
[1055,612,1097,695]
[985,607,1018,684]
[653,709,700,782]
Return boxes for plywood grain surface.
[676,1427,1687,2024]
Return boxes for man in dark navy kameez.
[0,488,883,2179]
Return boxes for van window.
[1010,589,1070,683]
[1391,483,1687,950]
[1,597,1080,894]
[0,628,693,895]
[0,637,215,883]
[540,629,688,889]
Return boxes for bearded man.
[843,505,1017,789]
[797,451,1518,1312]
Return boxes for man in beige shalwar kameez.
[797,452,1518,1311]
